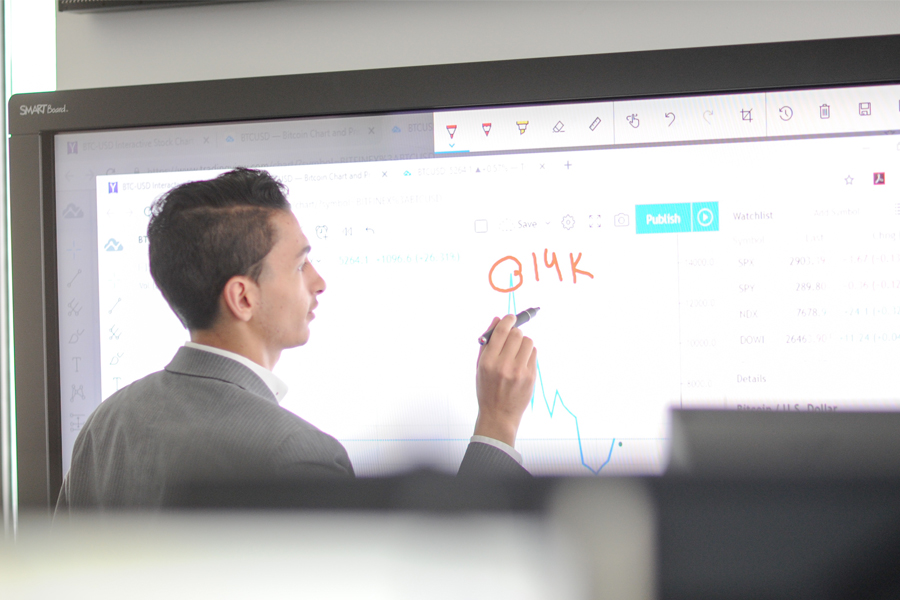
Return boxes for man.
[57,168,536,511]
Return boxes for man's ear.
[220,275,258,323]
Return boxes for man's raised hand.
[474,314,538,447]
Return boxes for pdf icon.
[874,172,885,185]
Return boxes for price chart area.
[90,131,900,477]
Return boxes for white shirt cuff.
[470,435,523,465]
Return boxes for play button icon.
[691,202,719,232]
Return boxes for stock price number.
[785,334,829,344]
[684,258,715,267]
[789,256,826,266]
[796,282,827,292]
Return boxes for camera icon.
[614,213,630,227]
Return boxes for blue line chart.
[532,363,616,475]
[506,284,616,475]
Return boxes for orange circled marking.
[489,256,523,292]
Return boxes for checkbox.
[474,219,488,233]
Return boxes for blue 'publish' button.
[635,202,719,234]
[636,203,692,234]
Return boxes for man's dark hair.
[147,168,291,330]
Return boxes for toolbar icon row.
[447,118,606,137]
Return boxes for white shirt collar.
[184,342,289,404]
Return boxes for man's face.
[253,210,325,351]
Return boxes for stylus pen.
[478,307,540,345]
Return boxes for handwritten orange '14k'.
[488,249,594,292]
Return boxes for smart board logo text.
[19,104,68,116]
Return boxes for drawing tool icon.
[589,117,601,131]
[67,269,82,288]
[446,125,457,139]
[482,123,491,136]
[516,121,529,135]
[62,203,84,218]
[70,384,85,402]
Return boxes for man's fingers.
[515,335,534,365]
[498,325,525,361]
[483,314,518,358]
[477,317,502,362]
[527,347,538,376]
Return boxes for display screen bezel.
[11,34,900,508]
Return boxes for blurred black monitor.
[668,409,900,478]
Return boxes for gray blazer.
[57,347,527,511]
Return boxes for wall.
[57,1,900,91]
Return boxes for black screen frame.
[10,34,900,511]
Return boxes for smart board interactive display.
[10,35,900,505]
